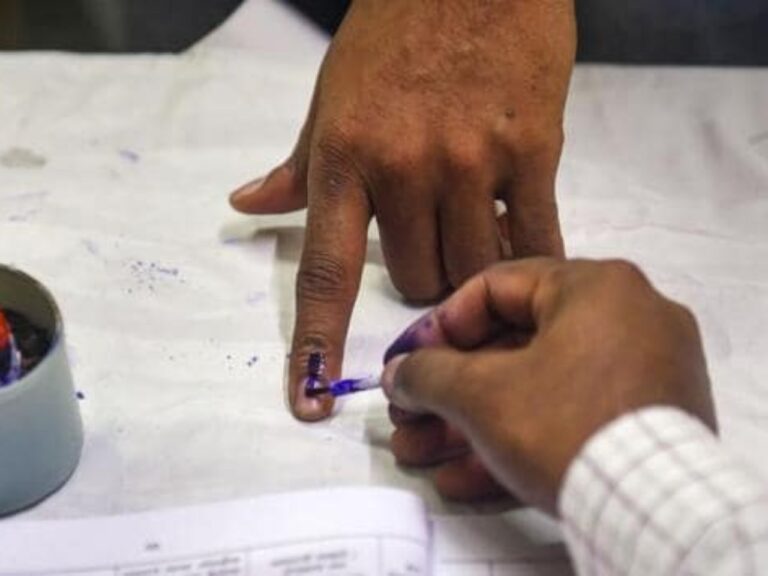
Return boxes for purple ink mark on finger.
[305,351,327,394]
[307,352,326,379]
[383,314,434,364]
[305,375,379,398]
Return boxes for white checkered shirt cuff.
[559,406,768,575]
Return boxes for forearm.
[560,407,768,575]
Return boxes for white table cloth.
[1,1,767,572]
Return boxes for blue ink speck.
[76,391,85,400]
[155,265,179,277]
[118,149,140,163]
[82,239,100,256]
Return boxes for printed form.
[0,488,572,576]
[0,488,429,576]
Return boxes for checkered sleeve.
[559,407,768,575]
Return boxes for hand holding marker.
[302,316,434,398]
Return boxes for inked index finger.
[288,149,371,421]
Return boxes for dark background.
[1,0,766,65]
[0,0,242,52]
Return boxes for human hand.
[229,0,576,420]
[382,259,717,515]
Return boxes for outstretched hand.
[231,0,576,420]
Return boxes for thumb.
[229,160,307,215]
[382,349,486,421]
[230,79,321,215]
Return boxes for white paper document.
[0,488,571,576]
[0,488,429,576]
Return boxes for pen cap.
[0,265,83,516]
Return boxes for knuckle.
[315,128,351,165]
[396,349,442,405]
[443,140,486,177]
[450,357,489,412]
[539,261,570,294]
[377,140,428,178]
[498,121,564,161]
[600,259,648,287]
[295,330,330,354]
[290,337,329,381]
[455,358,512,426]
[297,251,351,303]
[670,301,701,337]
[314,123,355,162]
[395,352,424,397]
[313,127,360,195]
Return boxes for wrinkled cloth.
[0,11,766,576]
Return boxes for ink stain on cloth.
[4,191,48,223]
[117,149,140,163]
[126,260,184,294]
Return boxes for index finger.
[288,150,371,421]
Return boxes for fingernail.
[381,354,407,399]
[229,177,265,205]
[293,378,331,421]
[383,312,438,364]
